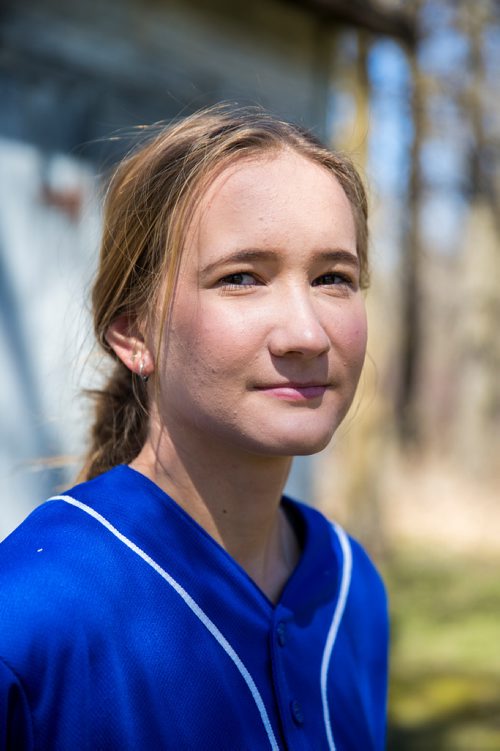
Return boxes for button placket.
[276,620,286,647]
[270,611,307,747]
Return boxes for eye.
[312,272,353,287]
[218,272,258,289]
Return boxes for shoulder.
[0,501,89,615]
[0,468,127,588]
[344,533,388,611]
[0,470,130,669]
[324,516,389,664]
[341,533,389,655]
[287,497,388,627]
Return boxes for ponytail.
[78,362,148,481]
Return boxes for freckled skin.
[153,150,367,459]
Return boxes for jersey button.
[276,621,286,647]
[290,699,304,726]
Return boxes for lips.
[255,383,329,401]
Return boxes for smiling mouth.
[255,384,328,401]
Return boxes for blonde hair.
[80,104,370,481]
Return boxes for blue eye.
[219,272,257,288]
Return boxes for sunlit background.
[1,0,499,747]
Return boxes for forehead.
[187,150,357,258]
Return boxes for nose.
[267,289,331,359]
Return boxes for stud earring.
[139,360,149,383]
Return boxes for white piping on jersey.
[320,523,353,751]
[49,495,280,751]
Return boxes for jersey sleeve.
[0,658,33,751]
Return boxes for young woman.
[0,106,388,750]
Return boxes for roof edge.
[286,0,416,45]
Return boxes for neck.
[130,420,301,603]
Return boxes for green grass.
[381,550,500,750]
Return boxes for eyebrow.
[200,248,359,276]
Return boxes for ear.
[105,315,154,378]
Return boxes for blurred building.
[0,0,413,536]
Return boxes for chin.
[248,425,338,458]
[284,435,334,456]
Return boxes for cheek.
[334,301,368,369]
[167,303,254,381]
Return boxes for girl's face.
[153,149,367,458]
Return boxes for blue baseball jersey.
[0,465,388,749]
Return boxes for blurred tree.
[397,0,424,448]
[393,0,500,476]
[451,0,500,478]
